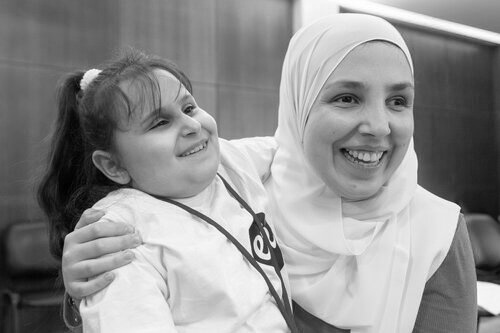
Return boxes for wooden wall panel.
[0,64,63,222]
[216,0,292,89]
[395,25,498,215]
[215,0,292,139]
[0,0,120,68]
[494,47,500,216]
[217,86,279,139]
[116,0,217,84]
[0,0,293,229]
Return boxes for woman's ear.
[92,150,131,185]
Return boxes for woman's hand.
[62,209,143,299]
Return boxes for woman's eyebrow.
[389,82,414,91]
[327,80,364,89]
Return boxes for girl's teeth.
[182,142,206,156]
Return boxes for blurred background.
[0,0,499,332]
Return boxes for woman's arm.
[227,136,277,182]
[413,215,477,333]
[62,209,142,298]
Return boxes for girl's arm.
[412,215,477,333]
[81,242,176,332]
[227,136,277,183]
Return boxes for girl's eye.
[183,104,196,115]
[150,119,170,130]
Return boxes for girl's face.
[112,69,220,198]
[303,42,414,201]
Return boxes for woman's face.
[303,42,414,201]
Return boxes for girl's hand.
[62,209,143,299]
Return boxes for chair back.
[464,213,500,270]
[1,221,61,292]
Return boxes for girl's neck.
[174,178,216,209]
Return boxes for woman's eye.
[150,119,170,130]
[387,97,408,110]
[332,95,358,106]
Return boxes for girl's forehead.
[121,69,184,106]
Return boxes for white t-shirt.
[80,138,289,333]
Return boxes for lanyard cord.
[156,175,299,332]
[217,175,296,321]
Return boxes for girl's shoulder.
[91,188,189,229]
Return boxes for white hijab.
[267,14,460,332]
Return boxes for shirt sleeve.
[293,301,350,333]
[413,214,478,333]
[79,243,176,333]
[228,136,277,182]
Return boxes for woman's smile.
[341,148,386,168]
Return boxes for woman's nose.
[358,104,390,137]
[180,114,202,136]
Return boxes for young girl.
[37,50,298,332]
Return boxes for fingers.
[66,272,116,299]
[74,209,106,230]
[63,250,137,299]
[67,219,136,245]
[70,251,136,279]
[65,233,142,263]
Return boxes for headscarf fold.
[267,14,460,332]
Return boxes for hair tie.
[80,69,101,91]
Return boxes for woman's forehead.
[324,42,413,84]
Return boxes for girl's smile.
[179,139,208,157]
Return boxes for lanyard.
[157,174,299,333]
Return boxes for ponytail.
[38,72,92,259]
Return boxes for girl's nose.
[358,104,390,137]
[180,114,202,136]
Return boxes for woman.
[59,14,476,332]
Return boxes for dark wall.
[0,0,293,229]
[395,25,498,216]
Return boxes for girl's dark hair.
[37,49,192,259]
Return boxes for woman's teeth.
[181,142,207,157]
[344,149,384,165]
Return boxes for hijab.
[267,14,460,332]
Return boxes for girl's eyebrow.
[140,93,194,126]
[140,107,164,126]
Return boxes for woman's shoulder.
[410,186,461,233]
[413,186,460,215]
[410,186,464,278]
